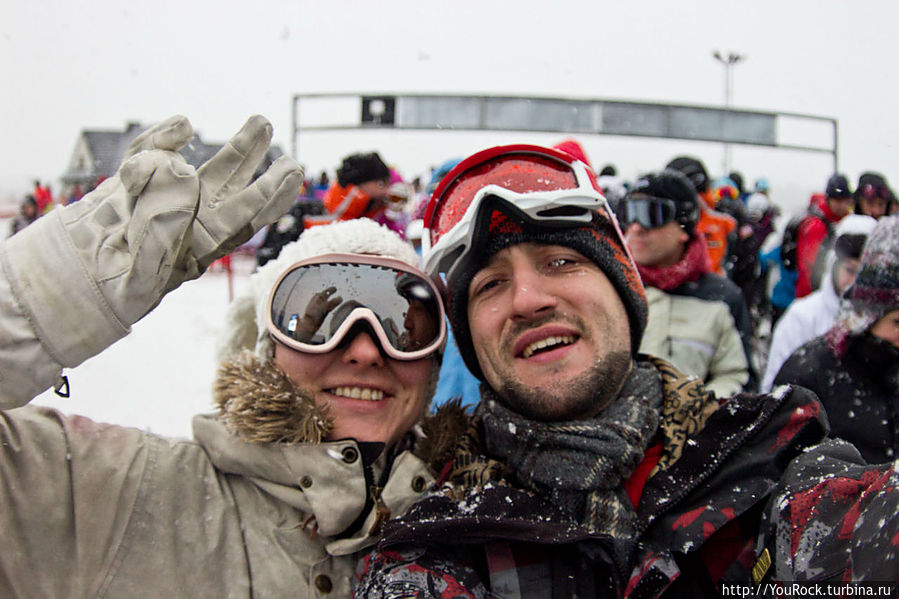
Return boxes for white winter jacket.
[639,286,749,398]
[760,212,878,392]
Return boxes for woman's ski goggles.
[422,144,620,282]
[615,196,680,230]
[266,254,446,361]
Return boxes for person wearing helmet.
[620,170,752,397]
[0,116,465,598]
[354,144,896,594]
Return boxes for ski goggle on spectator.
[266,254,446,361]
[615,196,680,230]
[422,144,623,282]
[859,184,892,201]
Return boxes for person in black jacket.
[353,145,843,597]
[774,216,899,464]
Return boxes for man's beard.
[496,349,633,422]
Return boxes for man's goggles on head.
[422,144,621,282]
[266,254,446,361]
[616,196,680,230]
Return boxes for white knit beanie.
[217,219,422,361]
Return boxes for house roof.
[62,122,284,185]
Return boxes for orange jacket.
[696,191,736,275]
[305,183,385,228]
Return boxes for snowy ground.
[28,255,257,439]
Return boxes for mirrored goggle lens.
[269,263,443,354]
[617,197,678,229]
[430,154,580,247]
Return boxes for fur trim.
[213,351,468,459]
[416,398,472,472]
[214,351,332,444]
[217,219,421,361]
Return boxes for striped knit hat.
[826,216,899,356]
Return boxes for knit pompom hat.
[217,218,422,362]
[826,216,899,356]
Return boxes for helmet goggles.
[422,145,620,282]
[266,253,446,361]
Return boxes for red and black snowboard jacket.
[355,357,829,598]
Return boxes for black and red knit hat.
[447,204,648,382]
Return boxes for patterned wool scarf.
[477,362,663,539]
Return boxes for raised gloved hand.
[1,115,303,370]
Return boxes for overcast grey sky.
[2,0,897,213]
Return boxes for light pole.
[713,50,745,174]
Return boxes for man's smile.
[512,326,581,360]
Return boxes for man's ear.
[678,228,691,245]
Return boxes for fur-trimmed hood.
[212,351,469,472]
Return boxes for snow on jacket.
[761,265,841,392]
[640,286,749,398]
[774,333,899,464]
[757,438,899,582]
[0,250,464,598]
[354,357,829,598]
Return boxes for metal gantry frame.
[291,93,839,172]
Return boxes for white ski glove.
[1,114,302,372]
